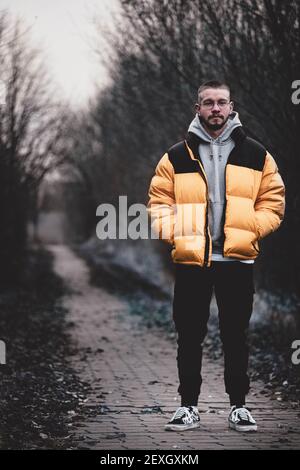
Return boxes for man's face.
[195,88,233,131]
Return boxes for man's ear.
[195,102,200,113]
[229,100,234,112]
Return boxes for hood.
[188,111,242,144]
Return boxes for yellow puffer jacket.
[147,128,285,267]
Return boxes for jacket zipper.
[223,163,228,258]
[195,159,210,267]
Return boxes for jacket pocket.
[251,239,260,254]
[171,236,205,263]
[252,210,261,240]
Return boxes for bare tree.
[0,13,71,280]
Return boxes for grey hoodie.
[188,111,254,263]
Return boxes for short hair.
[198,80,230,102]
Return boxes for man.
[147,80,285,432]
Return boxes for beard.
[199,114,229,131]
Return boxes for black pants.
[172,261,255,407]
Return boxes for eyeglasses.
[199,100,231,109]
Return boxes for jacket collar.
[186,127,247,160]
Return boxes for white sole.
[165,422,200,432]
[229,422,257,432]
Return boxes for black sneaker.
[165,406,200,431]
[228,406,257,432]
